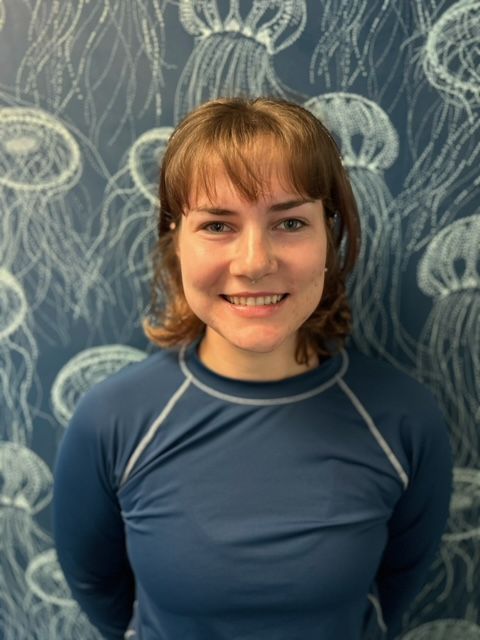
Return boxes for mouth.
[220,294,289,307]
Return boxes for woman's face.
[175,166,328,365]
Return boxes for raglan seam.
[336,378,409,490]
[119,377,191,488]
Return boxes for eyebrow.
[193,198,315,216]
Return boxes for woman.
[53,97,452,640]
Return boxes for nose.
[229,225,278,281]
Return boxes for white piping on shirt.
[178,346,349,406]
[336,378,409,490]
[119,377,191,487]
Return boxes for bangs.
[166,130,333,214]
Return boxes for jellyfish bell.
[128,128,174,206]
[304,93,399,172]
[0,269,27,340]
[418,215,480,298]
[179,0,307,54]
[423,0,480,110]
[51,345,147,427]
[0,108,81,194]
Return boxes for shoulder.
[341,346,444,422]
[64,346,186,489]
[75,346,183,416]
[340,346,451,479]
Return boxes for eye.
[203,222,231,233]
[277,218,306,231]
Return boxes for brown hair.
[143,97,360,364]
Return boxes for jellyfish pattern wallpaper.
[0,1,479,639]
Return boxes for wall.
[0,1,479,638]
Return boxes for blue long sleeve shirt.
[53,340,452,640]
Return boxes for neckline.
[178,338,348,405]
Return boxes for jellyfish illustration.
[26,549,73,607]
[24,549,101,639]
[0,269,38,444]
[174,0,306,121]
[51,345,147,428]
[384,0,480,368]
[404,467,480,629]
[0,269,27,341]
[309,0,409,107]
[0,108,81,194]
[401,619,480,640]
[305,93,399,358]
[0,443,52,639]
[416,215,480,467]
[0,106,114,344]
[437,468,480,620]
[86,127,173,341]
[0,108,84,323]
[15,0,165,150]
[395,0,480,266]
[423,0,480,119]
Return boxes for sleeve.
[53,387,135,640]
[376,399,453,639]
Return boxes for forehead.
[187,149,303,209]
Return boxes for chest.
[118,400,402,614]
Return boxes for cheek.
[178,246,222,293]
[302,257,327,304]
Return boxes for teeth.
[226,294,285,306]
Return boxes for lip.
[220,293,289,317]
[221,291,288,297]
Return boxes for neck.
[198,333,319,382]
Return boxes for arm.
[53,388,135,640]
[376,404,453,638]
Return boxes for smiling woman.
[145,97,360,371]
[53,97,452,640]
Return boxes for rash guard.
[53,339,452,640]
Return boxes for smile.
[221,294,288,306]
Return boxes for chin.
[229,332,291,355]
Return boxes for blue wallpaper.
[0,1,479,638]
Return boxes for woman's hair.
[143,96,361,363]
